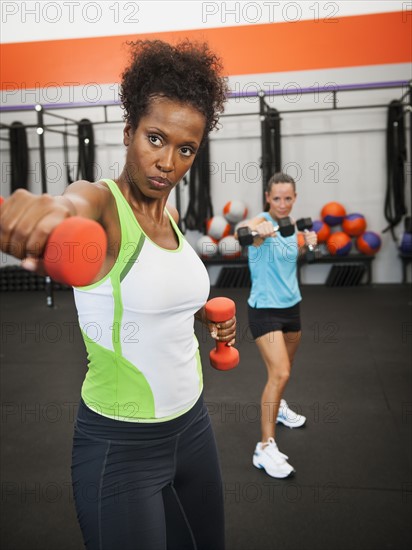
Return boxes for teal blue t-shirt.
[247,212,302,308]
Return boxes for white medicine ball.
[218,235,241,258]
[196,235,218,258]
[223,200,248,224]
[206,215,231,240]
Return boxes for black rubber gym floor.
[1,284,411,550]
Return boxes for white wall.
[1,1,405,44]
[1,2,411,283]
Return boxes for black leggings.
[71,394,225,550]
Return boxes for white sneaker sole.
[276,416,306,429]
[252,455,295,479]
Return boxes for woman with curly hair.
[0,40,233,549]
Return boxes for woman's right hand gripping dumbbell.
[237,219,280,247]
[0,188,107,287]
[254,220,279,240]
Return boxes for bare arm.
[62,180,111,222]
[0,181,111,268]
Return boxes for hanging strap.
[9,121,29,192]
[62,124,74,185]
[261,107,282,211]
[76,119,95,181]
[383,100,407,240]
[183,139,213,233]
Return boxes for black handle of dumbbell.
[296,218,315,252]
[249,222,281,238]
[237,227,270,247]
[302,230,315,252]
[296,217,320,263]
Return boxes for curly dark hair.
[119,39,229,137]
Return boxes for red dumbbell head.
[204,297,236,323]
[43,216,107,286]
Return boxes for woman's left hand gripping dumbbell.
[204,297,238,371]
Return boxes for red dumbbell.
[204,297,239,371]
[42,217,107,286]
[0,196,107,287]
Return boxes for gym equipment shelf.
[202,252,375,286]
[297,253,375,285]
[399,253,412,284]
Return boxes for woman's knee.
[267,367,290,385]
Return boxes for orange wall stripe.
[1,11,411,90]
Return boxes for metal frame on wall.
[1,79,411,208]
[1,79,411,304]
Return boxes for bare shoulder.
[62,179,113,220]
[64,179,112,200]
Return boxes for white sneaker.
[253,438,295,478]
[276,399,306,428]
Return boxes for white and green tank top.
[73,179,210,422]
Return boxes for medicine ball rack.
[0,80,410,299]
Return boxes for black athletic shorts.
[247,302,301,339]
